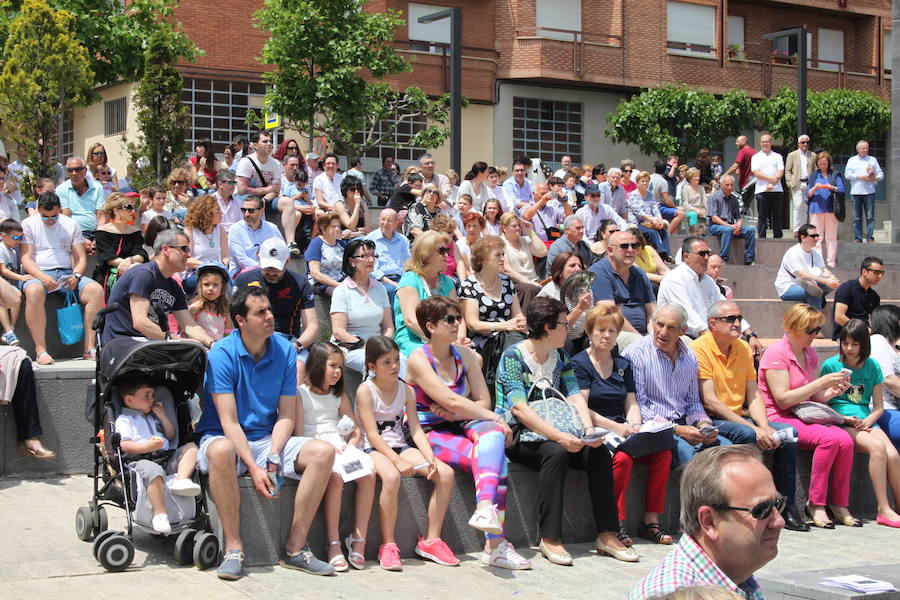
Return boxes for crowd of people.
[0,131,895,597]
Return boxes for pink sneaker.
[378,543,403,571]
[415,537,460,566]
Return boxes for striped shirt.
[628,533,765,600]
[622,334,709,425]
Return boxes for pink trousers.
[809,212,839,266]
[773,416,854,506]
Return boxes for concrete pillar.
[893,1,900,243]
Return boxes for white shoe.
[167,478,201,497]
[481,539,532,570]
[151,514,171,535]
[468,503,502,535]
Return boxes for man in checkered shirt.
[629,446,784,599]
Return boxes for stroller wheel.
[97,534,134,572]
[192,532,220,570]
[93,505,108,535]
[93,530,118,561]
[75,506,94,541]
[174,528,198,566]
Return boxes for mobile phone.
[582,427,610,443]
[699,425,719,436]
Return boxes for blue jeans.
[877,409,900,449]
[659,205,678,221]
[639,225,670,255]
[714,418,798,503]
[674,433,732,467]
[780,283,825,310]
[852,193,875,241]
[708,223,756,264]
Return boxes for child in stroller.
[115,377,201,534]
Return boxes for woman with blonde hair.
[165,167,193,225]
[92,192,147,299]
[429,214,465,282]
[500,211,546,307]
[85,142,119,191]
[393,230,468,356]
[758,303,857,529]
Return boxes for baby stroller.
[74,336,219,572]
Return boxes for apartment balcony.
[391,40,498,103]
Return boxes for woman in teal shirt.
[394,230,468,356]
[821,319,900,528]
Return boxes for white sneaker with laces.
[468,503,502,535]
[151,514,171,534]
[167,478,202,497]
[482,540,532,570]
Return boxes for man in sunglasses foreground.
[690,300,809,532]
[629,445,785,599]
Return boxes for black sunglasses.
[240,207,259,214]
[167,245,190,253]
[713,314,743,324]
[806,326,822,335]
[437,246,449,256]
[118,204,135,212]
[622,169,633,173]
[804,233,820,239]
[716,496,787,520]
[691,250,712,257]
[439,314,462,326]
[616,242,641,250]
[67,166,86,173]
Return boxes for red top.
[735,146,755,189]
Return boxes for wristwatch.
[73,273,83,280]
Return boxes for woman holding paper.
[495,297,637,565]
[570,304,673,548]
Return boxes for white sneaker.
[481,540,532,570]
[468,503,502,535]
[151,514,171,535]
[167,478,201,497]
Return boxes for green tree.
[606,85,755,158]
[757,87,891,155]
[0,0,93,178]
[125,28,189,188]
[254,0,456,162]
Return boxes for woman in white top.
[458,162,490,212]
[298,341,376,572]
[455,212,485,277]
[680,167,707,227]
[183,194,229,295]
[870,306,900,447]
[499,211,546,308]
[483,197,503,237]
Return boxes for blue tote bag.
[57,290,84,345]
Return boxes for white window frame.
[182,78,266,152]
[408,3,451,54]
[536,0,581,41]
[667,1,716,57]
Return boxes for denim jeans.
[780,283,825,310]
[877,409,900,450]
[708,223,756,264]
[852,193,876,241]
[639,224,670,255]
[714,418,798,503]
[674,433,732,467]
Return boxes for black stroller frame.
[74,311,219,573]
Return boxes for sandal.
[616,525,633,547]
[327,540,348,572]
[828,505,863,528]
[35,351,54,365]
[640,522,673,545]
[82,348,97,361]
[345,534,366,570]
[806,502,834,529]
[18,439,56,460]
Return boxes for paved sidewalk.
[2,476,899,599]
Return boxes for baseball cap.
[306,152,319,161]
[584,184,601,195]
[259,238,289,270]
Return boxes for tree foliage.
[757,87,891,155]
[125,29,189,188]
[606,85,755,158]
[0,0,93,178]
[254,0,458,162]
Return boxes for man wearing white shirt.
[312,153,343,212]
[501,156,533,213]
[598,168,628,219]
[657,236,761,356]
[773,224,839,310]
[553,155,572,179]
[785,135,816,232]
[575,184,626,239]
[844,140,883,243]
[235,131,282,208]
[750,134,785,239]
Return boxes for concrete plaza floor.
[2,475,899,599]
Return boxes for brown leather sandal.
[640,522,673,545]
[18,439,56,460]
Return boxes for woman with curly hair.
[182,193,229,295]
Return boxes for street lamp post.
[418,8,461,174]
[763,27,808,139]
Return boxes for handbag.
[791,400,845,425]
[482,330,525,402]
[57,289,84,345]
[515,377,584,443]
[829,171,846,222]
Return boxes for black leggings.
[507,440,617,539]
[11,359,42,441]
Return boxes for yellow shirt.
[634,246,656,274]
[690,331,756,415]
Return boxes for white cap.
[306,152,319,160]
[259,237,289,270]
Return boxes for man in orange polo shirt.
[690,300,809,532]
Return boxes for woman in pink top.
[430,214,465,283]
[758,303,857,529]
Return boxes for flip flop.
[82,348,97,361]
[35,351,54,365]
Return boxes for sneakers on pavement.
[378,542,403,571]
[151,513,171,535]
[167,477,202,497]
[482,539,532,570]
[280,546,336,576]
[414,537,460,566]
[1,331,20,346]
[289,242,302,257]
[217,549,245,580]
[468,503,502,535]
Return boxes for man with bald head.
[589,229,656,347]
[365,208,410,304]
[725,135,755,192]
[707,174,756,265]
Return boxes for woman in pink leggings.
[758,303,858,529]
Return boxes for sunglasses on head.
[439,314,462,326]
[713,314,743,324]
[806,326,822,335]
[716,496,787,520]
[240,207,259,214]
[616,242,641,250]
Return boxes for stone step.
[719,265,900,299]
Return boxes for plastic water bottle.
[266,454,283,497]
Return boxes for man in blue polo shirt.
[57,156,104,251]
[196,285,335,579]
[589,229,656,349]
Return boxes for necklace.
[476,273,501,295]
